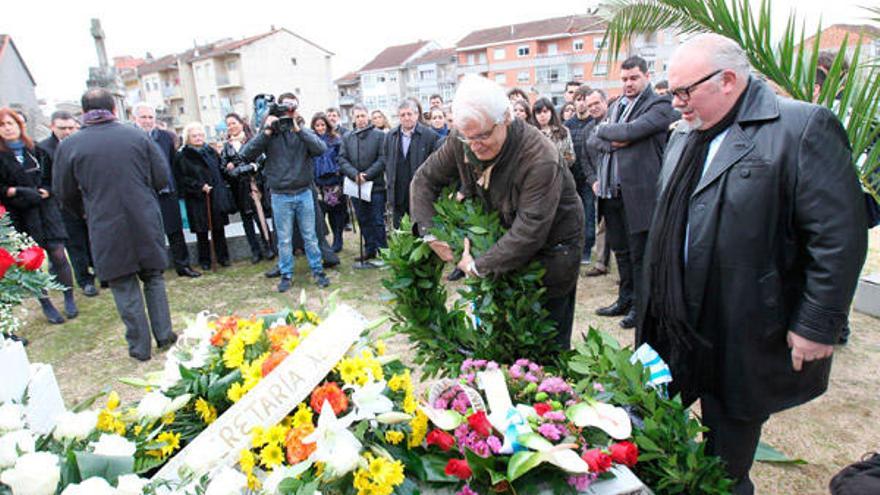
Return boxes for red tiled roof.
[0,34,36,86]
[408,47,456,66]
[828,23,880,39]
[137,54,178,75]
[359,40,432,72]
[456,14,605,49]
[334,71,359,85]
[188,31,277,61]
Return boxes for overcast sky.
[3,0,874,104]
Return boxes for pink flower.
[456,485,479,495]
[567,473,597,491]
[537,423,563,441]
[544,411,566,422]
[486,435,502,454]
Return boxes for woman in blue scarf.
[311,113,345,253]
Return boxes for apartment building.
[802,24,880,60]
[405,48,457,109]
[456,14,678,102]
[358,40,441,120]
[334,71,360,125]
[0,34,43,131]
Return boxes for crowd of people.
[0,32,872,494]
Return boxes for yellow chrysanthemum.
[106,391,120,411]
[266,424,288,446]
[408,409,428,448]
[133,424,143,436]
[239,448,256,475]
[388,372,410,393]
[374,340,387,356]
[247,473,261,490]
[223,337,246,369]
[281,335,301,352]
[260,443,284,469]
[353,455,405,495]
[305,311,320,324]
[314,461,325,478]
[384,430,404,445]
[291,404,313,429]
[337,357,361,384]
[161,412,175,425]
[227,382,246,403]
[403,393,417,415]
[239,321,263,345]
[148,431,180,458]
[195,397,217,424]
[250,425,267,448]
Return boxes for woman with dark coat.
[176,122,230,269]
[310,113,346,252]
[220,113,274,264]
[0,107,76,324]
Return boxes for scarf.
[462,118,523,197]
[82,109,116,126]
[228,131,247,152]
[6,140,25,164]
[645,84,748,400]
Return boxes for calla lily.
[566,402,632,440]
[421,405,464,431]
[375,412,412,425]
[507,432,589,481]
[303,400,361,478]
[347,380,393,420]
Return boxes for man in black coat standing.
[384,99,442,228]
[641,34,867,494]
[132,103,201,278]
[38,110,99,297]
[54,89,177,361]
[588,56,676,329]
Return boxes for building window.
[290,57,297,66]
[210,95,217,108]
[573,40,584,52]
[378,95,387,108]
[593,63,608,76]
[478,53,487,64]
[536,66,565,84]
[179,106,185,115]
[419,69,435,81]
[200,96,207,110]
[493,48,506,60]
[647,60,656,72]
[389,72,397,82]
[593,37,606,51]
[547,43,558,55]
[517,45,530,57]
[572,67,584,81]
[517,71,529,83]
[495,73,507,84]
[226,60,237,71]
[377,73,386,83]
[467,54,475,65]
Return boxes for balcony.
[457,63,489,75]
[163,86,182,100]
[338,95,359,106]
[216,73,242,89]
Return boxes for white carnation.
[0,403,25,433]
[204,466,247,495]
[90,434,136,457]
[60,476,115,495]
[0,451,60,495]
[0,429,35,468]
[53,409,98,441]
[115,474,149,495]
[136,391,172,420]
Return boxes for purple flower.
[544,411,566,422]
[471,439,491,457]
[473,359,487,368]
[486,361,499,371]
[451,396,470,414]
[433,398,449,410]
[515,359,531,367]
[593,382,606,393]
[537,423,563,441]
[509,366,524,379]
[524,373,539,383]
[464,373,476,384]
[567,473,597,491]
[461,358,474,372]
[486,435,503,454]
[528,362,542,373]
[456,485,479,495]
[538,377,571,394]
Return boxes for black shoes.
[63,290,78,319]
[158,332,179,351]
[620,309,637,329]
[585,266,608,277]
[82,283,99,297]
[129,352,151,362]
[313,272,330,288]
[265,266,281,278]
[277,276,292,293]
[596,300,632,317]
[251,252,262,264]
[262,248,276,260]
[200,263,212,271]
[177,267,202,278]
[6,333,28,346]
[218,259,231,267]
[354,252,377,263]
[40,299,65,325]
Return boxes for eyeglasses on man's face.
[457,123,498,145]
[670,69,723,102]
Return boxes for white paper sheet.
[343,176,373,202]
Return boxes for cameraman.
[240,93,330,292]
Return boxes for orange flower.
[310,382,349,415]
[284,424,316,463]
[261,350,289,377]
[210,316,239,346]
[267,324,299,351]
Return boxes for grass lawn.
[16,229,880,495]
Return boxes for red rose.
[533,402,552,417]
[0,204,6,218]
[426,429,456,451]
[467,410,492,437]
[610,441,639,467]
[444,459,473,480]
[16,246,45,271]
[0,248,15,279]
[582,448,613,473]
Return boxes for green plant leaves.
[754,441,807,465]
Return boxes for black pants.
[545,286,577,349]
[167,230,192,272]
[195,228,229,265]
[321,200,347,251]
[393,204,408,230]
[241,212,273,256]
[352,191,388,255]
[600,198,648,313]
[108,269,174,359]
[59,210,95,287]
[701,394,767,495]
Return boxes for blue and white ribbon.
[630,343,672,388]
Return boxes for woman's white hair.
[451,75,511,129]
[131,101,156,117]
[182,122,205,145]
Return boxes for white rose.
[0,451,60,495]
[204,466,247,495]
[136,391,172,420]
[0,403,25,433]
[115,474,149,495]
[0,429,35,468]
[90,434,136,457]
[60,476,115,495]
[53,410,98,441]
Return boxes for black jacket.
[239,126,326,194]
[36,134,59,190]
[148,128,185,235]
[338,125,386,193]
[639,79,868,419]
[220,140,271,217]
[563,115,592,188]
[0,146,67,246]
[53,121,169,280]
[589,87,676,233]
[384,123,442,208]
[175,145,231,233]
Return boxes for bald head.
[668,34,751,130]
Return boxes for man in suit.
[384,99,442,229]
[588,55,677,329]
[131,103,200,278]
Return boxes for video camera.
[253,94,297,134]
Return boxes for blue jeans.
[271,190,323,277]
[579,186,596,259]
[352,191,387,254]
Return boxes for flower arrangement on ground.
[396,358,638,494]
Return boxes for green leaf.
[74,452,134,485]
[507,451,543,482]
[754,441,807,464]
[419,454,459,483]
[468,226,489,235]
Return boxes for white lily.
[420,405,464,431]
[566,402,632,440]
[302,400,361,478]
[347,380,393,420]
[183,311,214,341]
[517,432,590,473]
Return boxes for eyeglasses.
[457,123,498,145]
[670,69,723,102]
